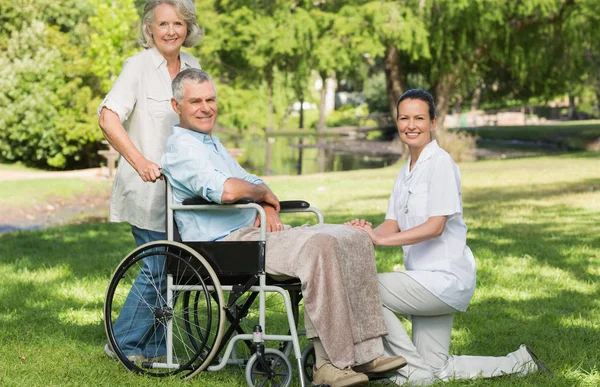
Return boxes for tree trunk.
[568,94,577,120]
[297,97,304,175]
[317,72,328,173]
[471,85,482,112]
[434,71,457,131]
[383,46,403,120]
[452,96,462,115]
[265,69,274,175]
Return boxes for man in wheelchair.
[160,68,406,387]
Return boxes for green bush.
[0,22,103,169]
[325,104,370,127]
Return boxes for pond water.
[227,135,401,176]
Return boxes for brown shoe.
[312,363,369,387]
[353,355,407,374]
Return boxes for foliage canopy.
[0,0,597,169]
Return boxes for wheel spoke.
[106,243,224,378]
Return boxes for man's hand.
[262,189,280,212]
[135,158,163,182]
[253,203,284,232]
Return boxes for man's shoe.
[312,363,369,387]
[524,345,552,375]
[352,355,407,374]
[104,343,146,362]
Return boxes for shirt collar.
[180,53,195,69]
[149,47,194,69]
[173,125,218,146]
[407,140,441,167]
[150,47,166,68]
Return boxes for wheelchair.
[103,182,323,386]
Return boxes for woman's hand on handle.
[99,107,162,183]
[135,159,163,182]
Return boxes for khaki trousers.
[379,272,535,385]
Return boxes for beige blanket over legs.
[223,223,388,368]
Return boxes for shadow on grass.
[323,178,600,379]
[465,179,600,283]
[464,178,600,205]
[1,175,598,384]
[0,223,135,344]
[451,288,600,384]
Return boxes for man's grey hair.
[172,68,215,103]
[139,0,204,49]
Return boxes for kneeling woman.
[346,89,550,385]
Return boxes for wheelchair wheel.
[228,290,305,363]
[301,342,315,383]
[104,241,225,378]
[245,348,293,387]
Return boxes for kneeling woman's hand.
[355,224,379,245]
[344,219,380,244]
[344,218,372,228]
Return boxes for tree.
[406,0,579,129]
[0,21,103,169]
[560,0,600,117]
[336,1,429,119]
[204,1,312,174]
[87,0,140,93]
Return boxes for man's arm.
[222,178,284,232]
[221,178,280,212]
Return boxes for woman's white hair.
[138,0,203,49]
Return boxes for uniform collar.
[149,47,194,69]
[405,140,441,179]
[173,125,218,146]
[407,140,441,168]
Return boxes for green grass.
[0,179,110,207]
[0,162,43,171]
[1,152,599,386]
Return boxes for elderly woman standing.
[98,0,202,361]
[347,89,550,385]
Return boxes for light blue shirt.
[161,126,264,241]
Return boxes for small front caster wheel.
[245,348,293,387]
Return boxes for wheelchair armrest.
[182,197,255,205]
[280,200,310,210]
[182,198,307,208]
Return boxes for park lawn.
[0,152,599,386]
[0,178,110,208]
[0,162,43,171]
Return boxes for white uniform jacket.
[385,140,476,311]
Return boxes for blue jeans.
[111,226,166,357]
